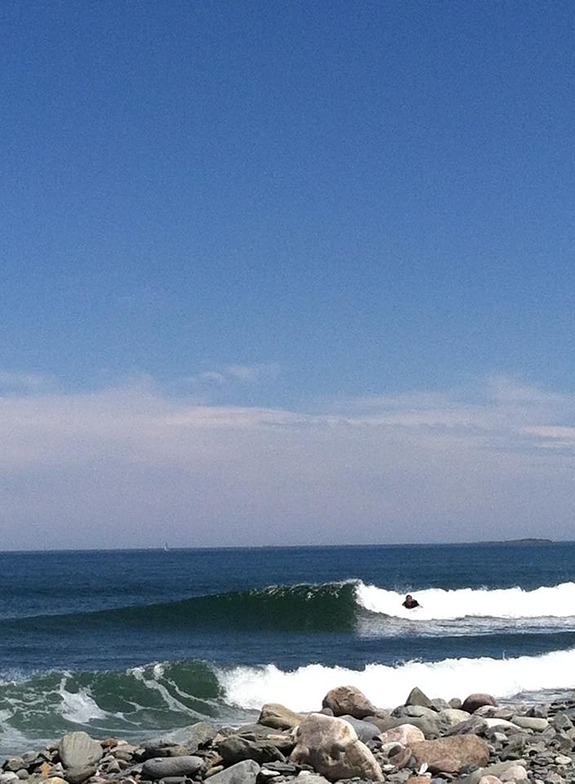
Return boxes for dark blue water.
[1,542,574,755]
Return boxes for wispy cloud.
[0,375,572,550]
[189,363,282,388]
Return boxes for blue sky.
[1,1,574,549]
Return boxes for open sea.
[1,541,575,756]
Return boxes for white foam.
[217,648,575,711]
[58,678,108,723]
[355,581,575,620]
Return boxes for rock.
[478,777,503,784]
[405,687,435,710]
[258,704,303,730]
[500,764,528,780]
[204,759,260,784]
[146,722,218,755]
[461,694,498,714]
[290,774,331,784]
[58,733,103,770]
[438,708,471,727]
[511,715,549,732]
[321,685,378,719]
[2,760,26,773]
[411,734,490,775]
[338,715,381,742]
[141,755,204,779]
[290,712,383,781]
[0,774,19,784]
[380,724,425,746]
[216,736,285,766]
[65,764,100,783]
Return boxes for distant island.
[477,538,553,546]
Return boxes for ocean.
[1,542,575,756]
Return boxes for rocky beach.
[1,684,574,784]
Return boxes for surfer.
[402,594,420,609]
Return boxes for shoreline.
[1,685,573,784]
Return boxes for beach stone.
[217,736,285,765]
[290,773,331,784]
[205,759,260,784]
[259,704,303,730]
[438,708,471,727]
[64,765,100,784]
[461,694,498,714]
[411,734,490,775]
[290,712,383,781]
[405,687,435,710]
[58,733,103,771]
[552,713,573,732]
[321,685,378,719]
[460,760,528,783]
[147,722,218,754]
[477,777,502,784]
[1,761,26,774]
[141,755,203,779]
[380,724,425,746]
[500,764,528,780]
[511,715,549,732]
[338,715,381,742]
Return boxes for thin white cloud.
[190,363,282,389]
[0,375,572,550]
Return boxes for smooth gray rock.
[217,736,285,766]
[511,715,549,732]
[205,759,260,784]
[141,755,203,779]
[338,715,381,742]
[58,732,103,770]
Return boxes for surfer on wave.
[402,594,420,609]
